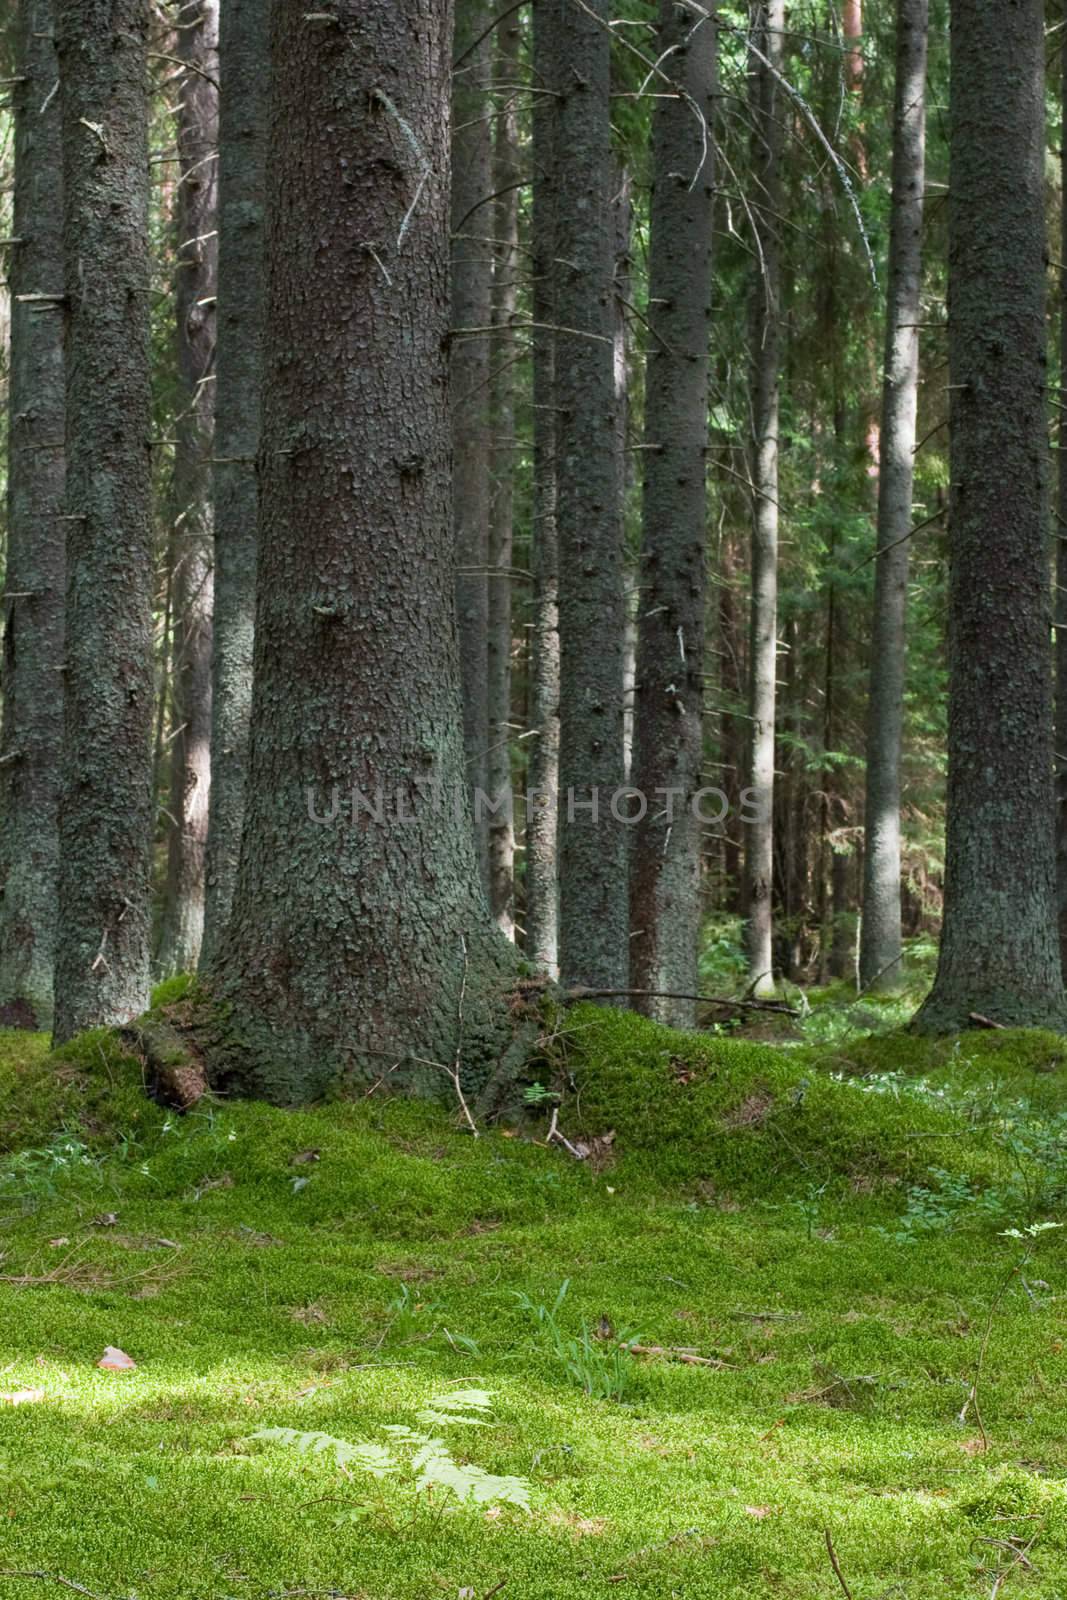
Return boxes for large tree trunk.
[554,0,628,993]
[525,0,561,977]
[206,0,525,1105]
[486,16,521,941]
[0,0,65,1030]
[914,0,1066,1032]
[859,0,926,992]
[200,0,267,970]
[742,0,783,1000]
[629,0,716,1027]
[52,0,154,1043]
[158,0,219,977]
[452,0,494,883]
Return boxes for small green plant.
[522,1082,560,1108]
[0,1131,99,1212]
[250,1389,530,1519]
[513,1281,639,1402]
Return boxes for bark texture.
[207,0,526,1104]
[158,0,219,976]
[452,0,494,881]
[742,0,783,1000]
[629,0,716,1027]
[859,0,926,992]
[914,0,1066,1031]
[0,0,65,1030]
[52,0,154,1042]
[1059,22,1067,980]
[486,17,521,940]
[553,0,628,992]
[201,0,267,971]
[525,0,560,976]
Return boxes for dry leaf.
[48,1237,70,1248]
[97,1346,137,1371]
[0,1388,44,1406]
[744,1504,772,1518]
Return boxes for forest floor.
[3,992,1067,1598]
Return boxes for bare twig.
[823,1530,854,1600]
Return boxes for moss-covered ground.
[3,1000,1067,1598]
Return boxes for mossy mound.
[557,1005,1008,1196]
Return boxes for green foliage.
[252,1391,532,1513]
[514,1281,639,1402]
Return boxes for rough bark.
[452,0,494,882]
[553,0,628,992]
[206,0,527,1105]
[1058,21,1067,979]
[525,0,560,977]
[628,0,716,1027]
[0,0,65,1030]
[859,0,926,992]
[200,0,267,971]
[52,0,154,1043]
[486,17,521,940]
[742,0,783,1000]
[914,0,1066,1032]
[158,0,219,977]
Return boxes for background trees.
[5,0,1067,1075]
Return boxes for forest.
[3,0,1067,1595]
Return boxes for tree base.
[912,985,1067,1036]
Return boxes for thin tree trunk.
[200,0,266,971]
[915,0,1066,1032]
[629,0,716,1027]
[525,0,561,977]
[453,0,494,881]
[1060,21,1067,980]
[486,15,521,940]
[207,0,524,1103]
[158,0,219,976]
[859,0,926,992]
[743,0,783,1000]
[0,0,65,1030]
[53,0,154,1042]
[554,0,628,993]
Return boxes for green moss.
[560,1004,996,1194]
[3,1018,1067,1597]
[149,971,196,1010]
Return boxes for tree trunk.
[206,0,525,1105]
[742,0,783,1000]
[486,16,521,940]
[158,0,219,977]
[52,0,154,1043]
[914,0,1066,1032]
[1060,18,1067,979]
[452,0,494,882]
[0,0,66,1031]
[859,0,926,992]
[525,0,561,977]
[629,0,716,1027]
[554,0,628,993]
[200,0,266,971]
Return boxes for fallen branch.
[562,986,797,1016]
[628,1342,731,1369]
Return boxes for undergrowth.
[2,1002,1067,1598]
